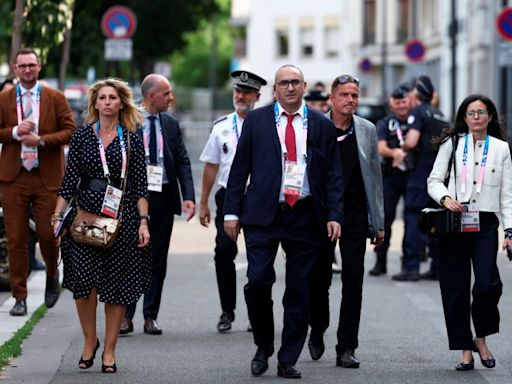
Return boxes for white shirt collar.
[276,101,306,118]
[19,81,39,95]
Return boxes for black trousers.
[244,198,321,365]
[126,184,175,320]
[214,188,238,314]
[310,218,368,352]
[438,212,502,350]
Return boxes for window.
[324,26,339,58]
[396,0,410,43]
[363,0,376,45]
[299,27,314,57]
[276,28,289,57]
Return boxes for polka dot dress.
[59,124,151,304]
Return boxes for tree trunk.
[9,0,25,77]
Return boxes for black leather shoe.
[336,349,360,368]
[44,271,61,308]
[368,263,386,276]
[143,318,162,335]
[391,271,420,282]
[277,363,302,378]
[217,311,234,333]
[308,336,325,361]
[119,319,133,335]
[455,359,474,371]
[251,347,274,377]
[9,299,27,316]
[473,340,496,368]
[420,270,439,280]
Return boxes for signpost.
[101,6,137,61]
[404,39,426,63]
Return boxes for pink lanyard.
[96,123,127,181]
[16,83,41,129]
[274,103,308,159]
[460,134,489,195]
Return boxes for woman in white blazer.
[427,94,512,371]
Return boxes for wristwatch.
[440,195,451,206]
[140,215,150,224]
[38,138,46,148]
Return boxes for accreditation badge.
[101,185,123,218]
[147,164,163,192]
[283,161,305,198]
[461,203,480,233]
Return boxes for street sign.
[497,7,512,41]
[105,39,132,61]
[404,39,426,63]
[359,58,372,73]
[101,6,137,39]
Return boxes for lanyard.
[96,123,127,181]
[461,134,489,195]
[142,116,164,161]
[16,83,41,129]
[231,113,240,149]
[337,123,354,142]
[274,103,308,159]
[389,118,405,146]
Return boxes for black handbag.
[419,136,461,238]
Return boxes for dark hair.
[15,47,40,63]
[435,94,506,145]
[0,78,15,92]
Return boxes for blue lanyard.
[95,123,127,181]
[16,83,41,125]
[461,134,489,194]
[232,114,239,140]
[337,123,354,142]
[273,102,308,158]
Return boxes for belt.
[79,177,121,192]
[278,197,313,211]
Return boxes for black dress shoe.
[336,349,360,368]
[44,271,61,308]
[143,318,162,335]
[391,271,420,282]
[308,336,325,361]
[473,340,496,368]
[420,270,439,280]
[251,347,274,377]
[217,311,234,333]
[368,263,387,276]
[9,299,27,316]
[277,363,302,378]
[119,319,133,335]
[455,359,474,371]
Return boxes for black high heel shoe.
[473,340,496,368]
[455,359,474,371]
[102,353,117,373]
[78,339,100,369]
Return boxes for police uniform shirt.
[200,111,243,188]
[406,104,448,160]
[142,111,168,184]
[377,115,409,169]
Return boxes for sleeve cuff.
[224,214,239,221]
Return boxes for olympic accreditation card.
[461,203,480,232]
[147,165,163,192]
[101,185,123,218]
[283,161,305,197]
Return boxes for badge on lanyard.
[101,185,123,218]
[461,203,480,233]
[147,164,164,192]
[283,162,306,198]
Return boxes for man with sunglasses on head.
[308,74,384,369]
[0,47,75,316]
[392,75,449,282]
[223,64,343,379]
[199,70,267,333]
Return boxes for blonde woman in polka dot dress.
[52,78,151,374]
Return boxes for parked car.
[356,97,388,124]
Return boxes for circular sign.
[359,58,372,73]
[404,39,426,63]
[497,7,512,41]
[101,6,137,39]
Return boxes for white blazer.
[427,133,512,229]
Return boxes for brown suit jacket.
[0,85,76,191]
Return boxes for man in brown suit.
[0,48,75,316]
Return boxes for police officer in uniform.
[369,86,412,276]
[199,70,267,332]
[392,75,449,281]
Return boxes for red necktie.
[284,113,299,207]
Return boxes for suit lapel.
[268,104,282,160]
[354,118,368,169]
[38,86,49,133]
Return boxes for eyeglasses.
[465,109,488,118]
[334,74,360,87]
[276,79,303,89]
[16,63,38,70]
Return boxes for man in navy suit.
[223,64,343,379]
[120,74,195,335]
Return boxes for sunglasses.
[334,74,360,87]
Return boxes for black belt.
[79,177,121,192]
[278,197,313,211]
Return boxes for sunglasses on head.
[334,75,360,87]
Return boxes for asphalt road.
[3,216,512,384]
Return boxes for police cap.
[231,70,267,91]
[304,89,329,101]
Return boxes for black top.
[336,126,367,223]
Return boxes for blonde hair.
[85,78,143,132]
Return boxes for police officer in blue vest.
[392,75,449,281]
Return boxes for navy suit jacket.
[140,112,195,215]
[223,103,343,228]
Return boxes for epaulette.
[213,115,228,125]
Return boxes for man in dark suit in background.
[223,64,343,379]
[120,74,195,335]
[0,48,75,316]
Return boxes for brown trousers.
[1,168,59,299]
